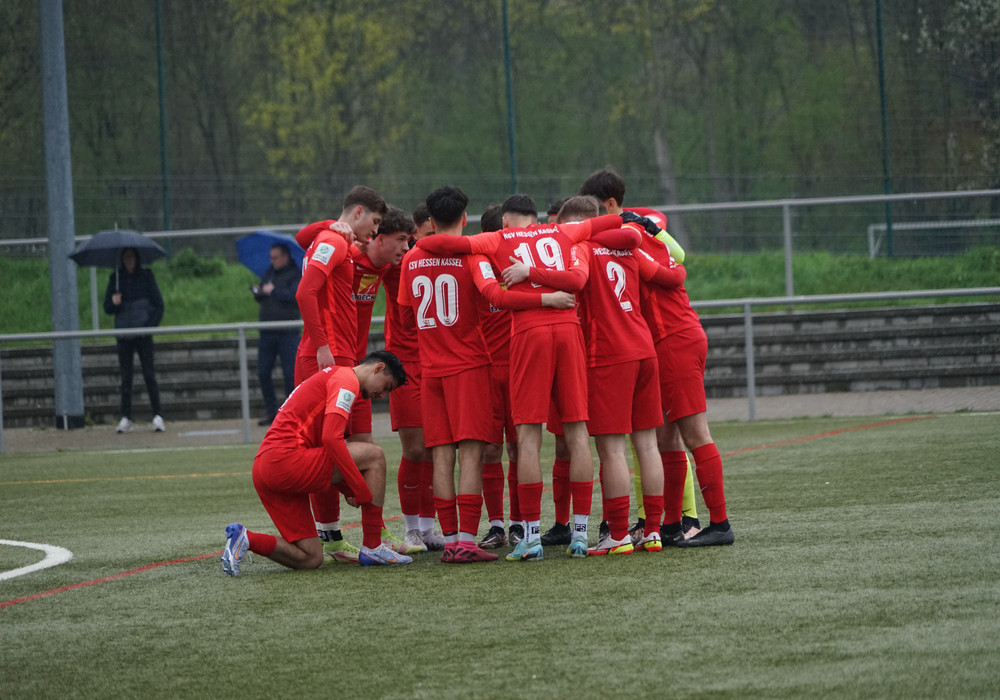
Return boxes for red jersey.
[479,260,513,365]
[574,242,656,368]
[296,229,357,359]
[626,206,668,231]
[257,365,368,500]
[351,248,390,361]
[415,213,624,337]
[637,235,701,343]
[397,248,491,378]
[381,262,420,362]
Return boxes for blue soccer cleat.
[221,522,251,577]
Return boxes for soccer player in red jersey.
[293,186,388,563]
[477,204,524,550]
[414,193,638,561]
[219,351,411,575]
[381,204,442,551]
[399,186,575,563]
[294,185,388,383]
[580,168,734,547]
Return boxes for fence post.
[744,302,756,422]
[0,347,5,454]
[237,328,251,444]
[783,203,794,297]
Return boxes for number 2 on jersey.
[605,260,632,312]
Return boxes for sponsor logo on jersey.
[479,261,496,279]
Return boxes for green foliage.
[2,414,999,697]
[163,248,225,279]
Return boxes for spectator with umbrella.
[70,229,168,433]
[237,231,303,425]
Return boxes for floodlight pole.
[502,0,518,194]
[39,0,85,429]
[876,0,894,256]
[156,0,171,233]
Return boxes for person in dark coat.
[103,247,165,433]
[253,243,302,425]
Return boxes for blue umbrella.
[235,230,305,278]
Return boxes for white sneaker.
[116,417,133,433]
[420,528,446,551]
[358,543,412,566]
[152,415,165,432]
[404,529,429,553]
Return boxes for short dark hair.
[376,206,416,237]
[556,195,602,223]
[425,186,469,227]
[500,193,538,217]
[343,185,388,215]
[480,204,503,233]
[270,243,291,257]
[578,167,625,207]
[412,203,431,227]
[546,198,567,218]
[361,349,407,386]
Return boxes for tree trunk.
[651,127,689,250]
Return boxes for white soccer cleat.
[358,543,412,566]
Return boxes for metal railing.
[3,287,999,453]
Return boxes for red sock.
[661,451,688,524]
[309,483,341,525]
[360,503,383,549]
[607,494,630,541]
[419,460,435,519]
[552,458,571,524]
[507,461,521,521]
[435,496,458,536]
[642,495,664,536]
[482,462,505,522]
[397,457,422,516]
[246,530,276,557]
[517,481,543,523]
[598,462,607,521]
[569,479,593,516]
[692,443,728,523]
[457,493,484,537]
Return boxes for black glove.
[619,211,644,225]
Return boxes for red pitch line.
[720,414,935,457]
[0,551,221,610]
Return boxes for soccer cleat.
[152,415,165,432]
[382,528,424,555]
[359,543,412,566]
[419,528,446,551]
[508,524,525,546]
[628,519,645,547]
[116,417,133,433]
[540,522,572,546]
[566,535,589,558]
[478,525,507,549]
[635,531,662,552]
[659,524,687,548]
[682,515,702,538]
[676,523,735,547]
[404,529,429,553]
[441,541,499,563]
[322,538,360,564]
[587,533,634,556]
[221,522,250,576]
[504,537,544,562]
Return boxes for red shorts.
[509,324,588,425]
[586,358,663,435]
[389,359,423,430]
[656,326,708,422]
[252,445,333,543]
[490,362,516,444]
[294,353,353,387]
[422,365,500,447]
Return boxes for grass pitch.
[2,413,999,698]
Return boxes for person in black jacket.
[103,247,165,433]
[252,243,302,425]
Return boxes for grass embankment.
[2,247,998,335]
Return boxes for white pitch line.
[0,540,74,581]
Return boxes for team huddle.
[221,166,734,575]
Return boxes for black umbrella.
[69,229,169,290]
